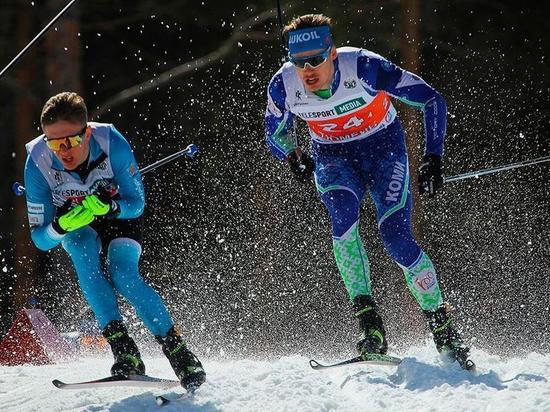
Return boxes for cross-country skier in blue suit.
[265,14,473,369]
[24,92,206,388]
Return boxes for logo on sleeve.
[27,202,45,213]
[28,213,44,226]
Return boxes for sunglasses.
[44,126,87,151]
[289,47,331,69]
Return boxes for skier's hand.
[287,149,315,182]
[82,188,119,218]
[51,201,95,235]
[418,154,444,197]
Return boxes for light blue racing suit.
[24,122,173,336]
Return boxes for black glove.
[418,154,444,197]
[287,150,315,182]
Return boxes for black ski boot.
[424,303,475,370]
[102,320,146,377]
[156,326,206,390]
[353,295,388,358]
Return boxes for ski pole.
[275,0,287,58]
[445,154,550,183]
[12,143,199,196]
[139,143,198,174]
[0,0,80,79]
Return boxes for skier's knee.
[379,223,419,267]
[320,189,360,238]
[107,238,142,293]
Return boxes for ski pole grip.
[12,181,26,196]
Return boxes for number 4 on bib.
[343,116,364,129]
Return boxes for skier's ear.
[83,125,92,142]
[330,46,337,61]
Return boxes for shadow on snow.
[342,357,547,391]
[84,390,220,412]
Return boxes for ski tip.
[52,379,65,389]
[309,359,322,369]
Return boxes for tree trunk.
[13,0,82,310]
[400,0,422,239]
[13,1,40,310]
[44,0,82,95]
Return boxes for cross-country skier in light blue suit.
[24,92,205,389]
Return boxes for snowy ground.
[2,344,550,412]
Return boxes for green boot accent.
[156,326,206,390]
[399,252,442,312]
[102,320,145,377]
[353,295,387,356]
[424,303,474,370]
[333,223,372,300]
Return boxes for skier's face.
[291,46,337,92]
[43,120,91,171]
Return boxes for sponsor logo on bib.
[305,92,391,142]
[335,97,366,115]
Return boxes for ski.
[309,353,402,370]
[52,374,181,390]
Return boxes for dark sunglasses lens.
[308,56,326,67]
[292,55,326,68]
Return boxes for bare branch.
[92,8,279,118]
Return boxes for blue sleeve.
[24,156,65,251]
[264,71,297,161]
[357,51,447,156]
[109,126,145,219]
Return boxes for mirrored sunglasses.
[44,126,87,151]
[289,48,331,69]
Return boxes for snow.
[2,344,550,412]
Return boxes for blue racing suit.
[24,122,173,335]
[265,47,446,311]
